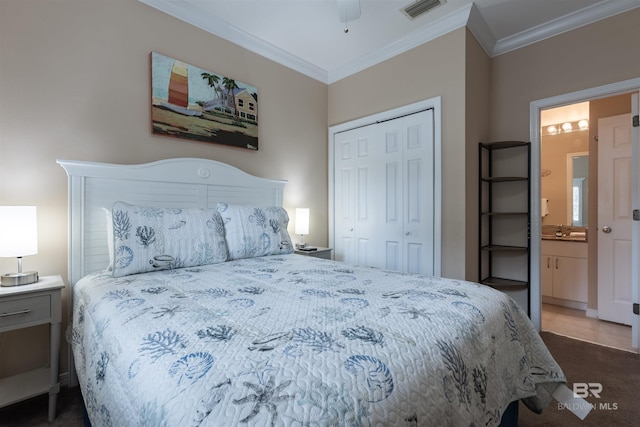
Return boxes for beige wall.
[491,9,639,313]
[328,28,469,280]
[490,8,640,142]
[0,0,327,378]
[464,29,491,281]
[2,0,638,384]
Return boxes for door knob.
[602,226,612,233]
[405,231,410,236]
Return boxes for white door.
[333,123,375,266]
[598,113,633,325]
[333,109,436,275]
[401,110,435,274]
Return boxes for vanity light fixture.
[543,119,589,136]
[578,119,589,130]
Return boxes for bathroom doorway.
[533,86,638,352]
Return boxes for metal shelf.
[480,276,529,289]
[478,141,531,315]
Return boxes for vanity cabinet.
[541,240,587,305]
[478,141,530,314]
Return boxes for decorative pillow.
[111,202,228,277]
[216,203,293,260]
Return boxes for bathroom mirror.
[567,152,588,226]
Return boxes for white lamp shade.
[0,206,38,257]
[295,208,310,236]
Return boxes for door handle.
[602,226,612,233]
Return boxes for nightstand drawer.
[0,294,51,329]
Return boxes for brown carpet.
[519,331,640,426]
[1,331,637,426]
[0,386,84,426]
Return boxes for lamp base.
[1,271,39,287]
[296,243,307,249]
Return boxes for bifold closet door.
[333,109,435,275]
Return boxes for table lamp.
[0,206,39,286]
[295,208,310,249]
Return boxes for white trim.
[492,0,640,56]
[327,6,471,84]
[328,97,442,277]
[138,0,327,82]
[586,308,598,319]
[632,91,639,350]
[139,0,639,83]
[465,3,496,57]
[529,77,640,333]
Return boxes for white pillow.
[112,202,228,277]
[216,203,293,260]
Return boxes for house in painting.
[234,88,258,122]
[203,86,258,123]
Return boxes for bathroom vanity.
[541,238,587,309]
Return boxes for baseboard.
[542,296,587,311]
[585,308,598,319]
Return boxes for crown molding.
[138,0,329,83]
[327,4,473,83]
[140,0,640,84]
[491,0,640,56]
[465,3,496,57]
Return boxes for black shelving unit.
[478,141,531,314]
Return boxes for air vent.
[401,0,445,20]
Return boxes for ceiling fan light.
[337,0,361,22]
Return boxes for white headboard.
[57,158,286,287]
[58,158,286,386]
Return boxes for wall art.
[151,52,258,150]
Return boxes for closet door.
[333,109,435,275]
[334,123,377,266]
[401,110,435,274]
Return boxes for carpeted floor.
[1,331,637,426]
[519,331,640,426]
[0,385,84,427]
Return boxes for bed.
[58,157,565,426]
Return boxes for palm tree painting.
[151,52,259,150]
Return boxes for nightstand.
[0,275,65,422]
[294,246,333,260]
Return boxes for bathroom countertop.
[541,235,587,242]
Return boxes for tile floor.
[541,303,635,352]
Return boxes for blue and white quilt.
[71,255,564,426]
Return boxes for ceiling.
[139,0,639,84]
